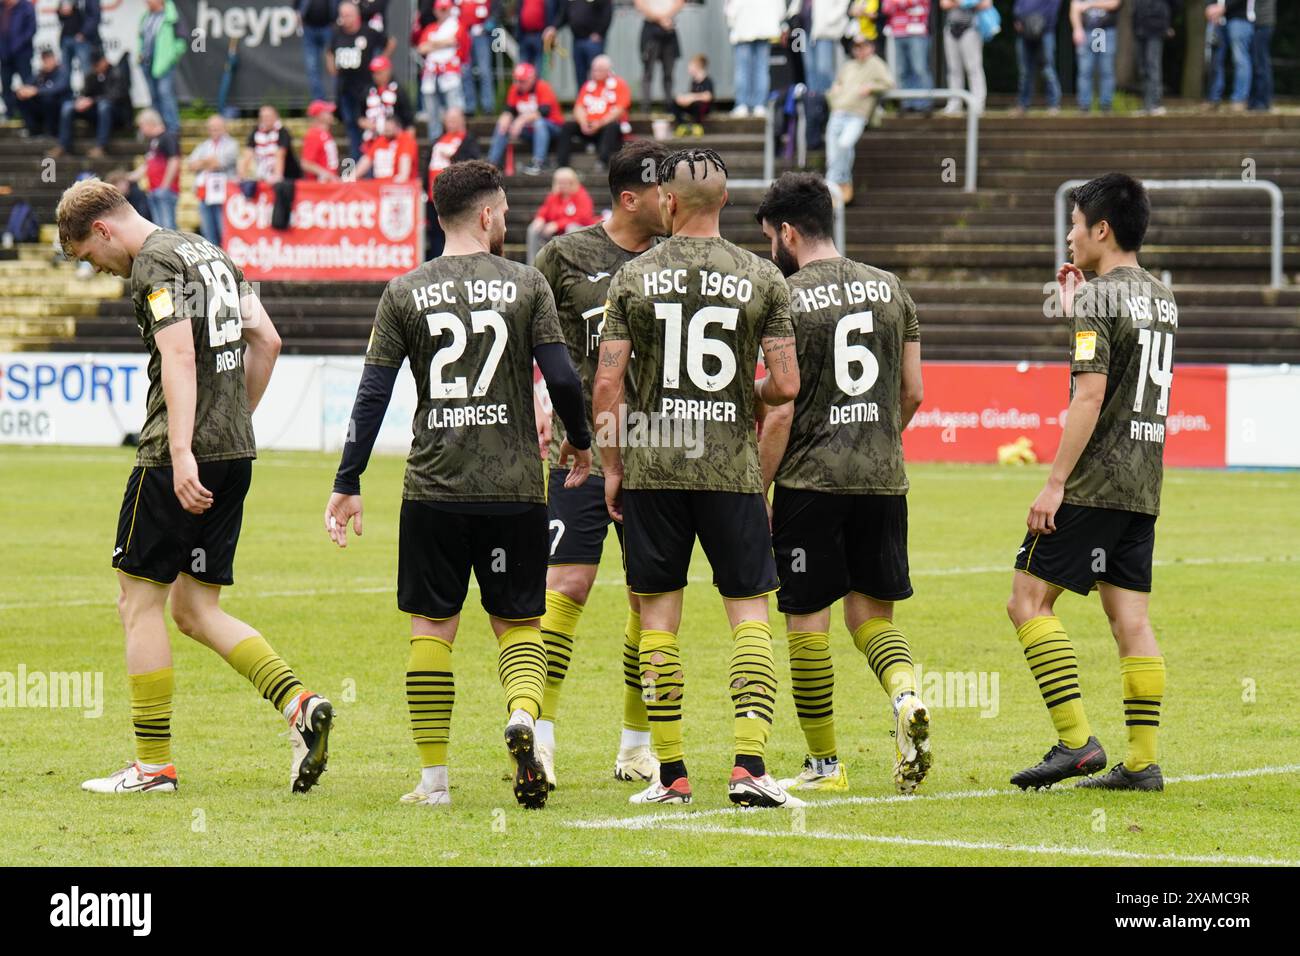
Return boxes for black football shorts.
[771,486,913,614]
[1014,502,1156,596]
[112,458,253,587]
[547,468,623,565]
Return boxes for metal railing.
[876,89,980,193]
[1054,179,1286,289]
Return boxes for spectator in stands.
[1203,2,1227,108]
[882,1,932,114]
[57,1,101,79]
[1247,0,1274,113]
[635,0,682,113]
[458,1,496,118]
[527,165,598,261]
[354,113,419,181]
[1133,0,1175,116]
[488,61,562,176]
[546,0,612,96]
[940,1,990,115]
[298,0,339,104]
[185,115,239,245]
[130,108,179,230]
[17,48,69,141]
[847,0,881,42]
[363,54,415,141]
[329,0,392,159]
[1069,1,1119,114]
[417,0,465,142]
[509,0,554,69]
[672,53,714,136]
[107,167,152,220]
[357,0,391,34]
[54,46,129,158]
[426,105,480,257]
[1,0,37,128]
[555,54,629,172]
[785,1,850,96]
[824,35,892,206]
[240,104,303,184]
[301,100,342,180]
[1209,2,1251,113]
[1012,0,1063,115]
[138,0,183,135]
[725,0,782,118]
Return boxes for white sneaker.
[730,105,750,118]
[504,709,548,809]
[728,768,804,808]
[287,692,333,794]
[421,789,452,807]
[629,776,692,805]
[751,105,768,119]
[614,745,659,782]
[893,692,933,794]
[82,761,177,794]
[537,741,557,792]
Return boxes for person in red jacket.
[527,165,599,261]
[354,113,419,181]
[555,54,629,171]
[301,99,341,181]
[488,61,563,176]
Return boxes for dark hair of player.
[657,148,727,184]
[433,159,505,223]
[754,171,834,241]
[608,139,672,202]
[1068,172,1150,253]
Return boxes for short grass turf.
[1,446,1297,866]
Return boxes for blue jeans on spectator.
[894,35,932,111]
[572,36,604,88]
[1206,22,1227,102]
[824,110,866,187]
[61,37,93,78]
[302,25,333,103]
[1076,26,1116,111]
[59,96,113,150]
[732,40,771,111]
[462,30,495,115]
[1,50,35,121]
[1138,35,1164,112]
[802,38,836,95]
[488,118,559,167]
[423,82,466,143]
[146,68,181,134]
[518,31,544,69]
[338,88,364,160]
[1016,33,1061,109]
[198,202,224,246]
[148,190,178,231]
[1225,18,1253,105]
[1248,24,1273,110]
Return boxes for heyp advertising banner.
[223,180,422,282]
[903,362,1228,467]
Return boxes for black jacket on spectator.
[1133,0,1177,38]
[58,0,102,44]
[553,0,612,39]
[298,0,340,28]
[84,55,132,124]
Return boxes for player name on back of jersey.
[1124,289,1178,445]
[799,276,896,427]
[409,276,518,430]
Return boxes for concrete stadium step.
[0,316,76,338]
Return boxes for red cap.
[435,0,453,9]
[369,54,391,72]
[307,100,336,117]
[513,62,536,84]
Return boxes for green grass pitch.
[2,446,1297,866]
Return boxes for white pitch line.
[567,764,1300,832]
[629,820,1300,867]
[4,554,1295,612]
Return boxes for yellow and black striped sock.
[226,635,304,713]
[852,617,917,698]
[540,589,583,722]
[787,631,836,759]
[1121,656,1165,771]
[731,621,777,762]
[1017,616,1092,749]
[622,608,649,733]
[129,667,173,766]
[407,636,454,767]
[497,626,546,719]
[640,629,685,764]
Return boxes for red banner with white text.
[902,363,1227,467]
[222,180,422,282]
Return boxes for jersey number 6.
[834,311,879,397]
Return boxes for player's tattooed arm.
[757,335,799,406]
[592,340,629,470]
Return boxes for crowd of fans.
[0,0,1286,253]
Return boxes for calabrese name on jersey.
[794,278,893,312]
[427,403,509,428]
[1130,420,1165,443]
